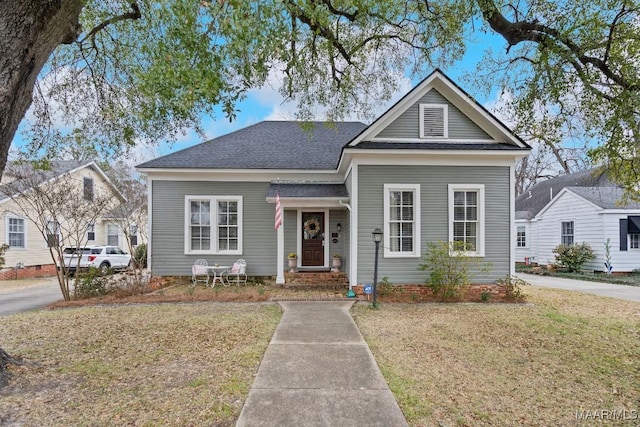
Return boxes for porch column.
[276,214,285,284]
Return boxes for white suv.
[61,245,131,274]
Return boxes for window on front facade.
[83,177,94,201]
[46,220,61,247]
[448,184,484,256]
[129,224,138,246]
[516,226,526,248]
[107,224,119,246]
[186,196,243,254]
[8,217,25,249]
[561,221,574,245]
[87,223,95,241]
[630,234,640,249]
[383,185,420,257]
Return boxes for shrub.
[134,243,147,269]
[377,276,394,297]
[496,275,529,302]
[552,243,596,272]
[74,267,108,299]
[419,241,491,301]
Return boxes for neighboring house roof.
[515,168,612,218]
[137,121,368,170]
[565,186,640,210]
[0,159,125,204]
[267,183,349,198]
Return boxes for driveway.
[517,273,640,303]
[0,279,63,316]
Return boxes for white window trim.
[106,223,120,247]
[629,233,640,250]
[448,184,485,257]
[6,215,27,250]
[419,104,448,139]
[45,219,62,248]
[184,195,243,255]
[560,220,575,245]
[516,225,527,248]
[383,184,421,258]
[87,223,96,242]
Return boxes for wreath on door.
[304,217,321,236]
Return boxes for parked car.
[60,245,131,274]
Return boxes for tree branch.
[78,2,141,44]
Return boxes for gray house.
[137,70,530,285]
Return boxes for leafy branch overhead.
[0,0,638,197]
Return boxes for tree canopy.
[2,0,638,196]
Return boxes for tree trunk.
[0,347,23,388]
[0,0,84,179]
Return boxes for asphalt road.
[517,272,640,303]
[0,280,64,316]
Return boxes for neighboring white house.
[515,169,640,272]
[0,160,145,280]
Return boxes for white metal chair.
[191,259,209,286]
[224,259,247,286]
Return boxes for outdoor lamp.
[372,227,382,307]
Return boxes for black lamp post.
[372,227,383,307]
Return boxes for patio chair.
[191,259,209,286]
[224,259,247,286]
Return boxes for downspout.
[338,199,355,297]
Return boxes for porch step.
[283,271,349,289]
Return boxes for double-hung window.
[185,196,242,255]
[46,220,61,248]
[561,221,574,245]
[448,184,485,256]
[516,225,527,248]
[107,224,120,246]
[7,217,25,249]
[383,184,420,257]
[629,233,639,249]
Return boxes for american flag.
[274,191,282,231]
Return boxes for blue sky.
[12,29,507,163]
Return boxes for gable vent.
[419,104,448,138]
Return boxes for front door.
[301,212,324,266]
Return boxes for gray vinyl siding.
[375,89,491,140]
[151,180,277,276]
[357,165,510,284]
[328,210,346,271]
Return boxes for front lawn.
[353,286,640,426]
[0,303,281,426]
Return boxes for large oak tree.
[1,0,638,196]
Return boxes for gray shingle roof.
[267,183,348,198]
[567,186,640,209]
[0,160,90,202]
[515,168,612,217]
[137,121,368,170]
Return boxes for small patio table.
[208,265,230,287]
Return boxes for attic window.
[419,104,448,138]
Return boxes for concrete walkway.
[517,272,640,302]
[236,301,408,427]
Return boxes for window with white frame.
[516,226,526,248]
[129,224,138,246]
[419,104,448,138]
[46,220,61,247]
[185,196,243,255]
[87,223,95,241]
[383,184,420,257]
[7,217,25,249]
[561,221,574,245]
[107,224,120,246]
[630,234,639,249]
[448,184,485,255]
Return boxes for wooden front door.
[301,212,324,266]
